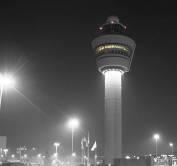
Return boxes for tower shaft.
[104,70,122,164]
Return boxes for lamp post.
[0,73,16,110]
[3,148,8,161]
[153,134,160,157]
[3,149,8,156]
[53,142,60,156]
[81,132,90,166]
[169,142,174,155]
[67,118,79,156]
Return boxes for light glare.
[11,154,15,158]
[169,142,173,147]
[68,118,79,129]
[72,152,76,157]
[3,148,8,153]
[54,142,60,147]
[0,74,16,89]
[24,154,27,158]
[37,153,41,158]
[153,134,160,140]
[125,155,131,159]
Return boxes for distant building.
[0,136,7,149]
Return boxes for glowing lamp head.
[24,154,27,158]
[169,143,173,147]
[37,154,41,158]
[54,142,60,147]
[11,154,15,158]
[153,134,160,140]
[125,155,131,159]
[72,152,76,157]
[68,118,79,130]
[0,74,16,89]
[53,153,57,157]
[3,148,8,153]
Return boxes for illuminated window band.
[95,44,130,56]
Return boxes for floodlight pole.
[171,146,173,155]
[68,118,79,155]
[72,127,74,154]
[155,139,158,157]
[169,143,174,155]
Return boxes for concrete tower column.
[104,70,122,164]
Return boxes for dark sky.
[0,0,177,157]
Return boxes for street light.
[3,148,8,161]
[67,118,80,155]
[169,142,174,155]
[53,142,60,155]
[11,154,15,158]
[3,148,8,156]
[72,152,76,157]
[0,73,16,110]
[153,134,160,157]
[24,154,27,159]
[37,154,41,158]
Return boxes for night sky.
[0,0,177,157]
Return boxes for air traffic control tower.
[92,16,136,165]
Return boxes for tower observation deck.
[91,16,136,165]
[92,16,136,74]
